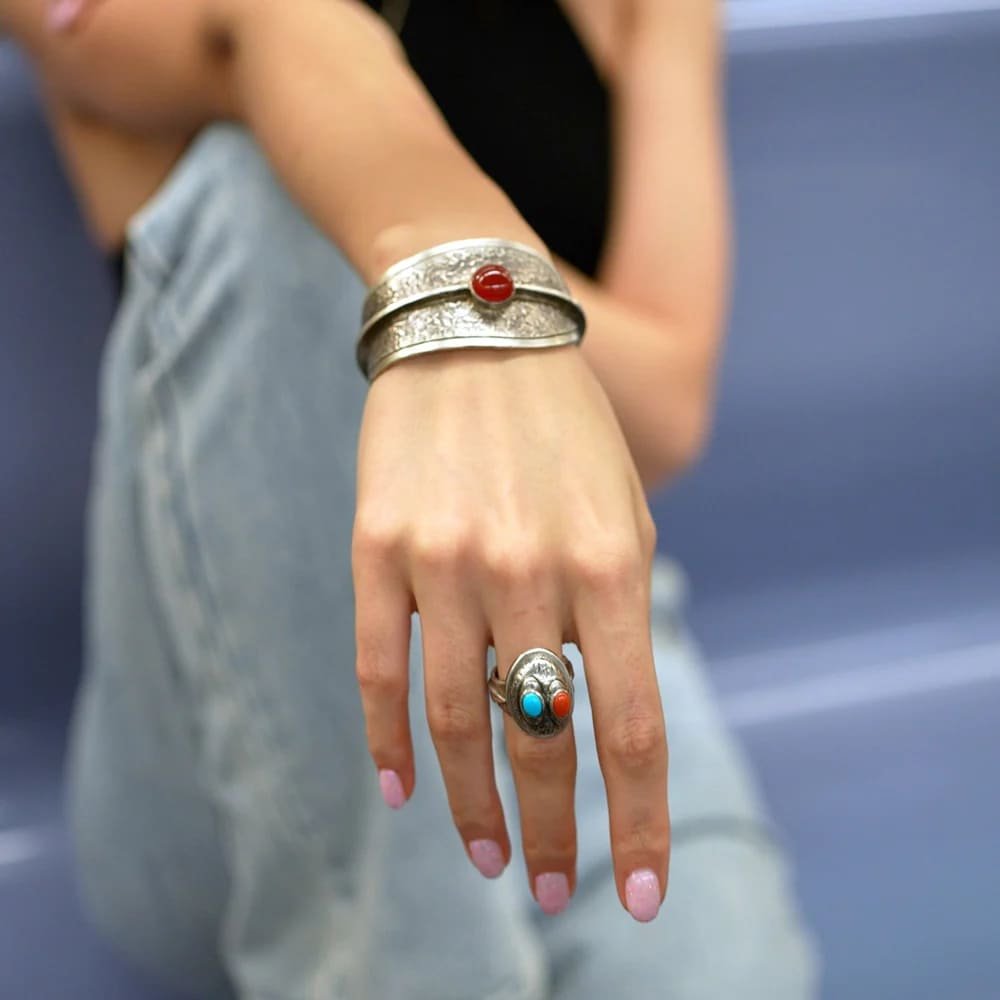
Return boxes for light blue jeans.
[67,126,818,1000]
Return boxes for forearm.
[7,0,723,486]
[564,261,714,489]
[11,0,541,281]
[221,1,541,280]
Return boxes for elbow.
[635,387,715,493]
[638,316,723,491]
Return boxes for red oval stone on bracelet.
[471,264,515,303]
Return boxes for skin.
[2,0,728,921]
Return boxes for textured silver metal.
[365,331,582,382]
[361,296,584,381]
[362,238,571,324]
[359,282,581,344]
[488,647,575,739]
[357,238,585,381]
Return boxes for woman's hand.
[353,344,669,921]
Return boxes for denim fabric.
[67,126,818,1000]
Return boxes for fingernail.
[378,769,406,810]
[468,839,506,879]
[534,872,570,916]
[48,0,84,31]
[625,868,661,922]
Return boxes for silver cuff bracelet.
[356,238,586,381]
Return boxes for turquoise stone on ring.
[520,691,544,719]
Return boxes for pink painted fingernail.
[378,769,406,810]
[47,0,84,31]
[534,872,571,916]
[625,868,661,922]
[468,839,506,879]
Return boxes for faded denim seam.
[136,256,337,851]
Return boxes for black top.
[110,2,612,293]
[372,0,612,277]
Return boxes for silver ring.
[488,647,575,739]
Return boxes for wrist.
[357,238,585,382]
[367,213,546,286]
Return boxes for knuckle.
[569,536,645,593]
[410,525,475,574]
[352,514,402,566]
[638,509,658,558]
[427,699,481,746]
[482,534,546,590]
[510,739,574,781]
[355,657,402,702]
[605,717,665,773]
[614,824,671,862]
[522,830,577,863]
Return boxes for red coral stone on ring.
[471,264,515,303]
[551,689,572,719]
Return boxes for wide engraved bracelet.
[356,238,586,382]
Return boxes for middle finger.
[490,584,578,916]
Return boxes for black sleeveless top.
[369,0,612,277]
[111,1,611,292]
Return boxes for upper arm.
[1,0,235,131]
[601,0,728,336]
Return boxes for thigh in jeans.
[70,126,546,1000]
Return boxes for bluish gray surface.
[652,12,1000,999]
[2,8,999,999]
[655,13,1000,611]
[0,49,113,721]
